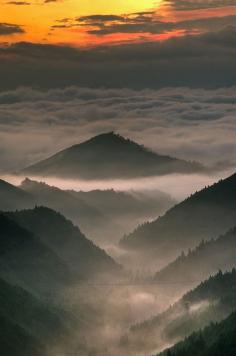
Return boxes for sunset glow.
[2,0,236,46]
[1,0,157,44]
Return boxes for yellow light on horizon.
[1,0,164,44]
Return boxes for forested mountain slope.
[121,172,236,260]
[126,270,236,354]
[154,227,236,293]
[7,207,121,278]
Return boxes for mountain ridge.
[154,227,236,292]
[7,206,121,279]
[0,179,34,211]
[21,132,204,179]
[120,172,236,262]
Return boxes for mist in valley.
[3,168,234,200]
[1,165,236,356]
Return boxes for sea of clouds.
[0,86,235,172]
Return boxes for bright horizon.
[2,0,236,46]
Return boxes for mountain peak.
[75,131,132,147]
[22,133,204,179]
[91,131,118,139]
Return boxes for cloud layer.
[164,0,236,11]
[0,86,235,171]
[0,26,236,90]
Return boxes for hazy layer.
[2,169,234,200]
[0,87,236,172]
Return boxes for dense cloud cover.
[0,26,236,90]
[164,0,236,10]
[0,86,235,171]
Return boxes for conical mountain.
[22,132,203,179]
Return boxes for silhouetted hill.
[0,179,34,211]
[0,213,71,295]
[72,188,175,221]
[22,132,203,179]
[121,172,236,261]
[8,207,121,278]
[127,270,236,354]
[158,311,236,356]
[20,178,109,239]
[20,178,175,243]
[154,227,236,292]
[63,185,176,242]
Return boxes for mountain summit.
[22,132,203,179]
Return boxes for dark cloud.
[6,1,30,5]
[81,14,236,35]
[77,14,125,23]
[0,23,24,35]
[44,0,59,3]
[54,11,156,32]
[0,26,236,89]
[164,0,236,11]
[55,9,236,37]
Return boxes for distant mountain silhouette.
[121,172,236,262]
[71,188,175,221]
[128,270,236,355]
[20,178,108,239]
[20,178,175,243]
[0,179,34,211]
[22,132,204,179]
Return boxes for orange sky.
[1,0,236,46]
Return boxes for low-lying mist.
[49,281,181,356]
[2,169,234,273]
[1,169,236,356]
[2,169,234,200]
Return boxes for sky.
[1,0,236,46]
[0,0,236,173]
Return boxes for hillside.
[7,206,121,278]
[126,270,236,355]
[0,277,73,355]
[0,315,44,356]
[0,179,34,211]
[158,311,236,356]
[22,132,203,179]
[0,213,71,296]
[121,172,236,260]
[154,227,236,293]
